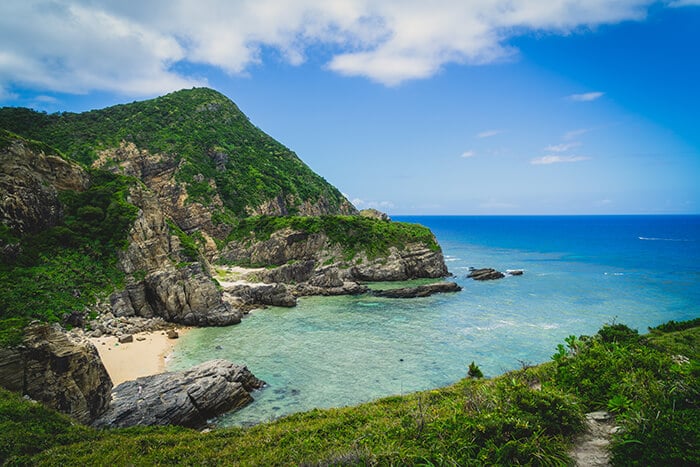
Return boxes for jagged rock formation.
[0,131,89,235]
[0,323,112,424]
[372,281,462,298]
[468,268,506,281]
[93,359,264,428]
[109,185,241,326]
[467,268,524,281]
[221,227,448,284]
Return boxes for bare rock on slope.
[93,359,265,429]
[0,323,112,424]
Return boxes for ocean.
[167,215,700,426]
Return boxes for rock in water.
[93,359,265,429]
[467,268,506,281]
[0,323,113,424]
[373,281,462,298]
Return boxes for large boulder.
[93,359,265,428]
[0,323,112,424]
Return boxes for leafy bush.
[0,170,137,336]
[226,215,440,262]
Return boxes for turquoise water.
[168,215,700,426]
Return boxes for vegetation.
[226,215,440,262]
[0,319,696,465]
[0,170,138,346]
[0,88,350,217]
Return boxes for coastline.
[90,328,190,386]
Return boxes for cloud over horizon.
[0,0,680,97]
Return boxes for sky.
[1,1,699,215]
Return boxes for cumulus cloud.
[568,91,605,102]
[460,150,476,158]
[0,0,663,95]
[530,155,591,165]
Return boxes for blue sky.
[1,1,699,215]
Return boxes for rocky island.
[0,88,454,427]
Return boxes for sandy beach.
[91,328,189,386]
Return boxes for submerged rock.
[372,281,462,298]
[93,359,265,429]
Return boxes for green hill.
[0,88,355,218]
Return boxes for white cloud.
[0,0,663,94]
[563,128,591,140]
[477,129,503,138]
[530,155,591,165]
[545,142,581,152]
[350,197,394,210]
[568,91,605,102]
[461,150,476,158]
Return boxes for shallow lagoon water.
[168,215,700,426]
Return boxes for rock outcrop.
[221,227,448,285]
[0,323,112,424]
[359,208,391,221]
[372,281,462,298]
[468,268,506,281]
[467,268,524,281]
[223,283,297,308]
[110,185,242,326]
[0,133,89,235]
[93,359,265,429]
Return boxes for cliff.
[0,89,450,426]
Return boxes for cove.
[167,215,700,426]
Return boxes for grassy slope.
[0,88,350,217]
[2,320,697,466]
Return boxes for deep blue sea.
[168,215,700,426]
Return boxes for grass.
[1,319,697,465]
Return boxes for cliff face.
[221,226,448,283]
[0,132,89,235]
[0,324,112,424]
[109,184,241,326]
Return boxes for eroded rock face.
[111,185,240,326]
[93,359,265,429]
[0,323,112,424]
[221,228,448,284]
[0,136,89,235]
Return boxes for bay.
[167,215,700,426]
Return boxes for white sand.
[90,329,189,386]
